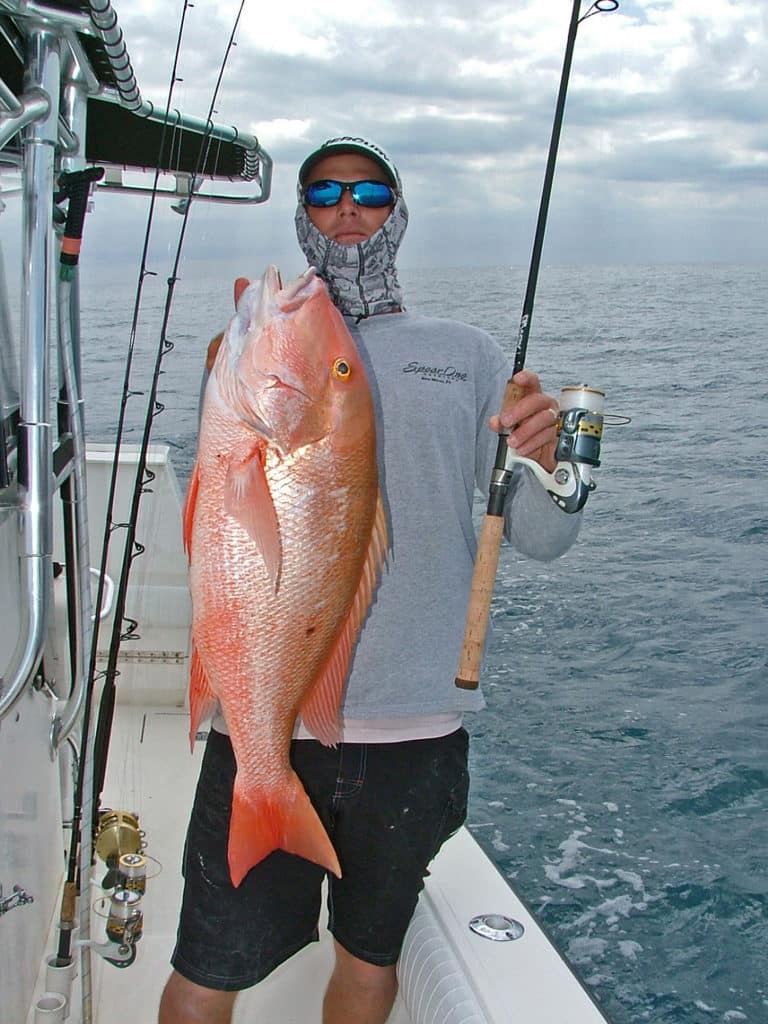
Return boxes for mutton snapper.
[183,266,387,886]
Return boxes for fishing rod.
[54,0,247,1001]
[54,6,199,1007]
[455,0,618,690]
[88,0,246,868]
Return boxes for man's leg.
[166,732,326,1019]
[323,941,398,1024]
[318,730,470,1024]
[158,971,238,1024]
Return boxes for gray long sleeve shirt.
[335,310,581,719]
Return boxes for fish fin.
[188,640,217,752]
[228,774,341,887]
[182,461,201,559]
[300,490,389,747]
[233,276,250,306]
[224,445,282,590]
[205,332,224,373]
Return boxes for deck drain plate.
[469,913,525,942]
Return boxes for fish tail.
[228,773,342,887]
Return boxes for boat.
[0,3,611,1021]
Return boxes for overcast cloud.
[38,1,768,271]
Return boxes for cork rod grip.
[59,880,77,929]
[455,513,506,689]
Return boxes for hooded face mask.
[294,137,408,319]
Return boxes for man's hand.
[488,369,559,473]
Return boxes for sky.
[5,0,768,273]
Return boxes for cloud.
[30,0,767,268]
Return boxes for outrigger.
[1,3,611,1022]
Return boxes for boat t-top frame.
[0,0,273,725]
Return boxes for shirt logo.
[402,361,468,384]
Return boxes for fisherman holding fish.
[160,138,580,1024]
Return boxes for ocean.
[75,261,766,1024]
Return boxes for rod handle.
[59,880,77,928]
[54,880,78,963]
[455,512,506,689]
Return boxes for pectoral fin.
[224,444,281,591]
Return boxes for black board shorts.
[170,726,469,991]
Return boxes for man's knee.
[330,940,398,999]
[158,970,237,1024]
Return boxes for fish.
[182,265,387,887]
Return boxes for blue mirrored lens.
[303,180,394,208]
[350,181,394,207]
[304,180,344,206]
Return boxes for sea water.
[74,261,766,1024]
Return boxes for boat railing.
[0,25,58,723]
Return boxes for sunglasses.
[302,179,396,209]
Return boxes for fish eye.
[332,358,351,380]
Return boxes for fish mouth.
[275,266,319,313]
[257,264,318,313]
[259,264,320,403]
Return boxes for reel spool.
[117,853,148,896]
[555,385,605,467]
[92,888,142,968]
[105,889,143,946]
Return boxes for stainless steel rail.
[0,27,58,721]
[1,0,273,202]
[51,273,93,750]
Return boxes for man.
[159,137,579,1024]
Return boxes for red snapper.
[183,266,386,886]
